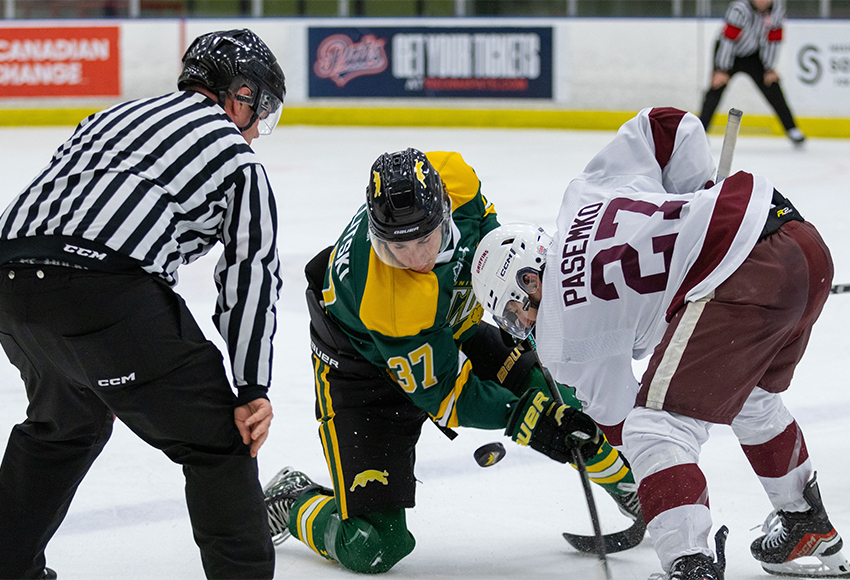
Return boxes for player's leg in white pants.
[622,406,714,571]
[731,386,812,512]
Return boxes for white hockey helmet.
[471,223,552,339]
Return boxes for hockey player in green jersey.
[264,148,642,573]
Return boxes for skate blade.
[762,551,850,578]
[272,529,291,546]
[263,466,294,494]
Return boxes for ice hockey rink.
[1,121,849,579]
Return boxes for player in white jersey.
[472,107,848,579]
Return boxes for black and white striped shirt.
[0,90,282,401]
[715,0,785,71]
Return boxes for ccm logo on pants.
[97,373,136,387]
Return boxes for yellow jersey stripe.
[432,352,472,428]
[321,246,338,306]
[426,151,481,210]
[314,357,348,519]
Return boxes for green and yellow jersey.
[321,151,516,430]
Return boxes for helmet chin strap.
[217,90,258,133]
[237,110,259,133]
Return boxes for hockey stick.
[526,335,612,580]
[563,518,646,555]
[521,336,645,556]
[715,108,743,183]
[711,109,850,299]
[712,110,850,298]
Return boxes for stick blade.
[563,516,647,554]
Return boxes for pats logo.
[313,34,388,88]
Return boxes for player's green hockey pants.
[286,368,634,576]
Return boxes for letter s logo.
[797,45,822,85]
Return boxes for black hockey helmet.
[178,29,286,135]
[366,148,452,268]
[366,148,450,242]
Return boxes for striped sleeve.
[0,91,283,402]
[761,4,785,70]
[715,0,762,71]
[213,163,282,403]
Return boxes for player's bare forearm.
[234,398,273,457]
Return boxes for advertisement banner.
[309,26,552,99]
[788,24,850,116]
[0,27,121,98]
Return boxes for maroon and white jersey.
[535,107,773,427]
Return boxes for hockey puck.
[474,442,506,467]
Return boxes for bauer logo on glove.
[516,391,549,446]
[506,388,601,463]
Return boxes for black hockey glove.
[505,389,601,463]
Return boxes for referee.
[0,29,284,579]
[699,0,806,146]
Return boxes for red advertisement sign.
[0,27,121,98]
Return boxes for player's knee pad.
[325,509,415,574]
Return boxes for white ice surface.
[1,124,849,579]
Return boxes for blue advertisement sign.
[308,26,553,99]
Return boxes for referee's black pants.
[0,265,274,579]
[699,49,799,133]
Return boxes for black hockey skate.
[647,526,728,580]
[612,489,642,521]
[751,473,850,578]
[788,128,807,147]
[666,553,724,580]
[263,467,333,545]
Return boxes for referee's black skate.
[263,467,332,545]
[751,474,850,577]
[42,568,57,579]
[788,128,807,147]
